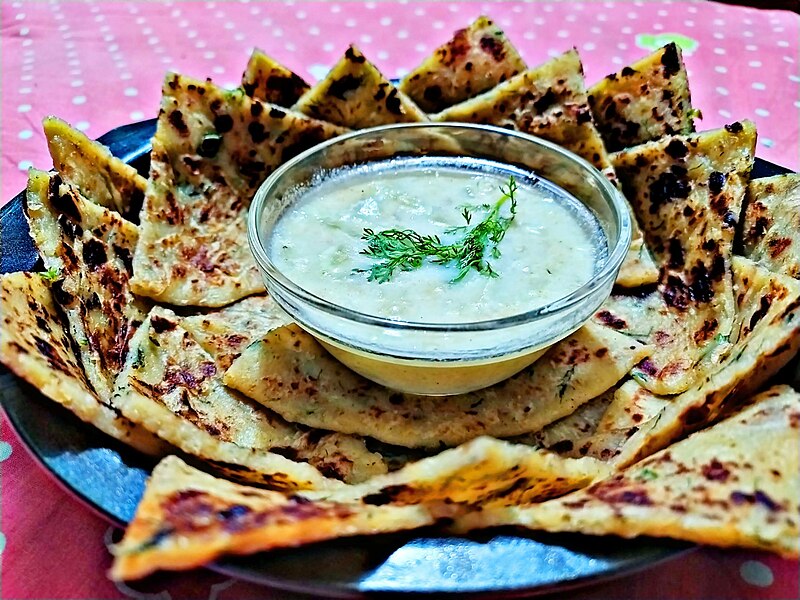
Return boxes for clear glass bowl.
[249,123,631,395]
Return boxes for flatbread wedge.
[399,16,526,113]
[110,455,435,581]
[43,116,147,219]
[605,121,757,395]
[25,169,149,401]
[514,389,616,453]
[241,48,310,106]
[588,43,695,152]
[130,73,346,307]
[181,295,291,371]
[0,272,166,456]
[742,174,800,280]
[111,438,611,580]
[328,436,613,509]
[224,322,650,448]
[573,257,800,466]
[612,257,800,466]
[113,306,385,487]
[527,380,670,462]
[454,385,800,559]
[432,49,611,172]
[292,45,428,128]
[431,49,659,288]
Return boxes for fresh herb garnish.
[687,108,703,121]
[354,176,519,284]
[38,267,61,282]
[635,468,659,481]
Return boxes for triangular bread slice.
[241,48,310,106]
[432,49,611,171]
[605,122,757,394]
[546,257,800,466]
[110,455,435,581]
[223,321,650,449]
[399,16,526,113]
[130,73,346,307]
[455,385,800,559]
[589,43,696,152]
[25,169,149,401]
[0,271,166,456]
[292,45,427,128]
[742,173,800,280]
[432,49,660,288]
[181,295,291,371]
[111,438,611,580]
[43,116,147,219]
[113,306,387,486]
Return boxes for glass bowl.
[249,123,631,395]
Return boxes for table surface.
[1,1,799,598]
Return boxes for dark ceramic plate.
[0,120,791,597]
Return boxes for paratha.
[110,455,435,581]
[324,436,612,509]
[292,45,428,128]
[0,272,166,455]
[605,121,757,394]
[111,438,611,580]
[130,73,346,307]
[113,306,385,486]
[399,15,526,113]
[575,257,800,466]
[181,295,291,371]
[224,322,650,448]
[455,385,800,559]
[241,48,310,106]
[527,380,669,462]
[514,388,616,452]
[25,169,149,401]
[43,116,147,219]
[432,49,612,172]
[742,174,800,280]
[432,49,659,288]
[588,43,696,152]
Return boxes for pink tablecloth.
[1,1,799,598]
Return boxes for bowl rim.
[248,122,632,333]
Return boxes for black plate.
[0,120,791,597]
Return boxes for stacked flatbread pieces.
[1,16,798,585]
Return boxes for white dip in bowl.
[250,124,631,395]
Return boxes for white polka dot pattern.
[1,0,798,199]
[740,560,775,588]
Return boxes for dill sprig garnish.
[354,176,519,284]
